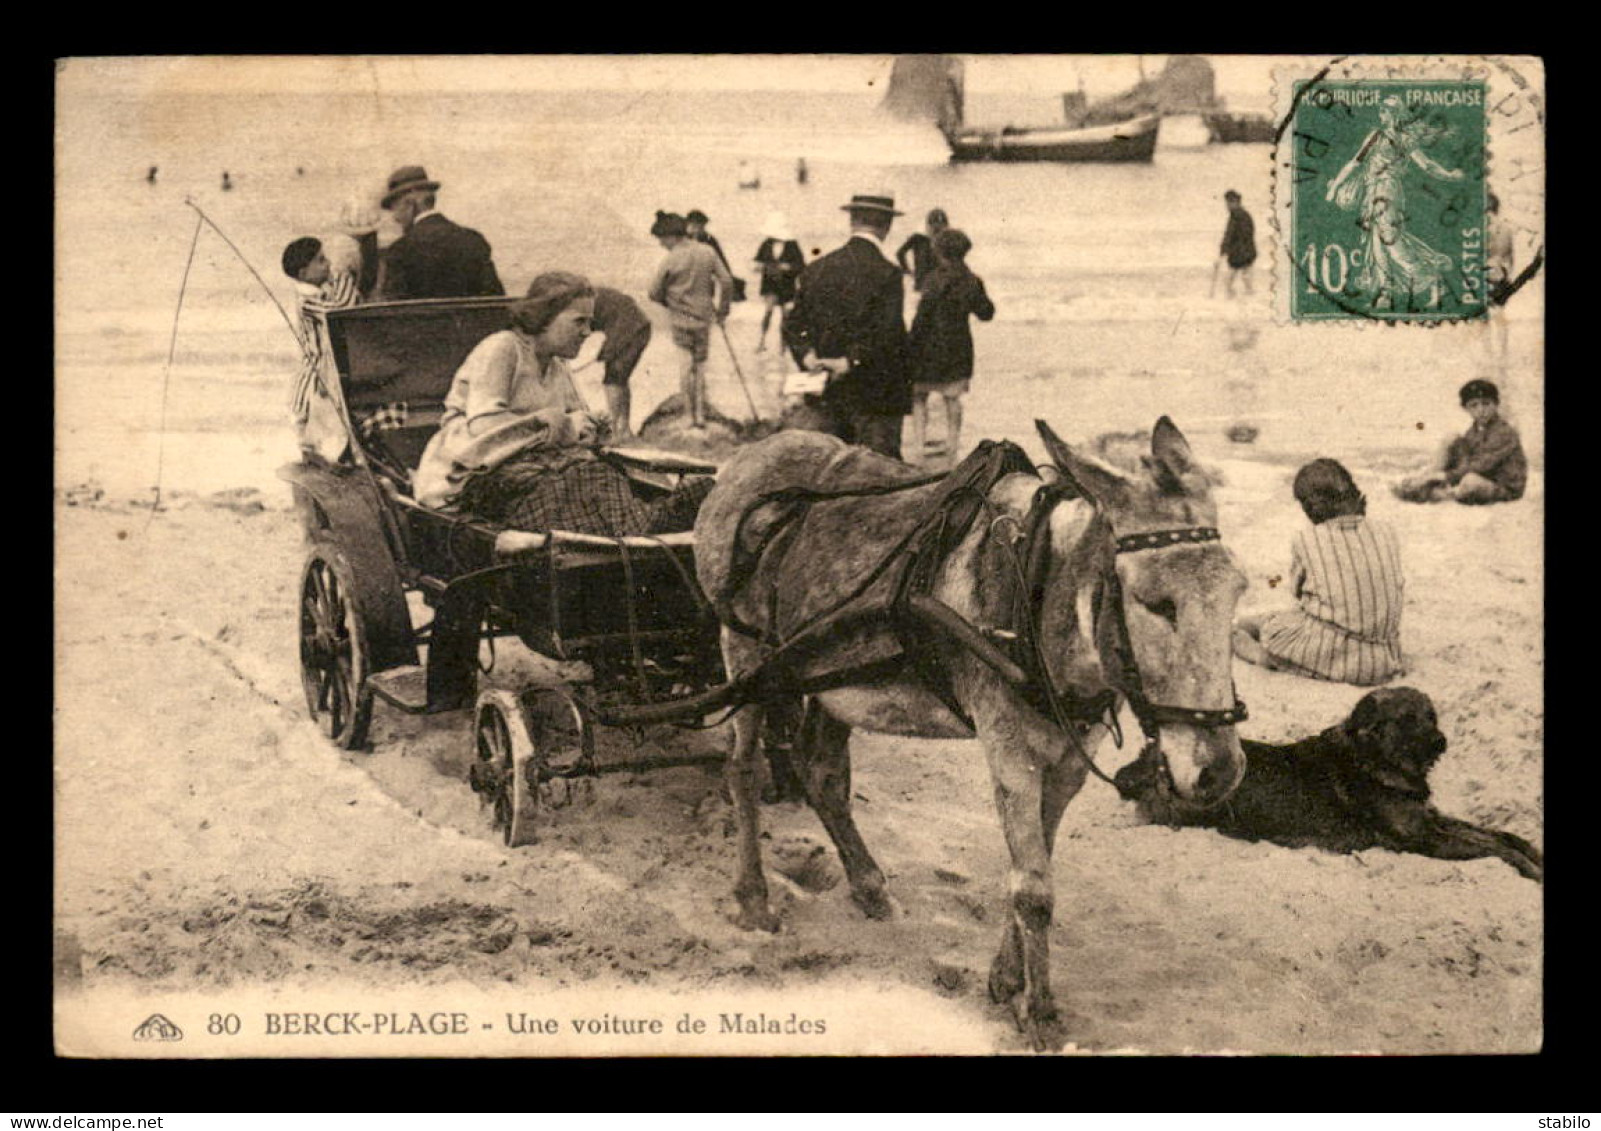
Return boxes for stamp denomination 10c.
[1276,61,1489,322]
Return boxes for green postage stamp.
[1274,58,1508,322]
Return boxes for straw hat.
[840,193,904,216]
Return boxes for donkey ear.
[1149,416,1208,494]
[1036,419,1133,508]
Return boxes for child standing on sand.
[1234,459,1405,686]
[282,236,362,451]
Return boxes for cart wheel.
[299,545,374,749]
[521,686,593,782]
[474,689,540,848]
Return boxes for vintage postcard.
[54,54,1543,1057]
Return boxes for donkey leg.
[722,633,781,933]
[987,767,1063,1049]
[978,708,1096,1050]
[794,699,895,920]
[990,736,1091,1010]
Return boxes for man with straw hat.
[784,192,912,460]
[377,164,504,301]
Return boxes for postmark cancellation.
[1272,56,1543,324]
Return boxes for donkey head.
[1036,418,1247,808]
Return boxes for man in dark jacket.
[895,208,948,293]
[783,192,912,459]
[377,165,504,301]
[1219,189,1257,298]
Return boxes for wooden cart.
[280,297,728,846]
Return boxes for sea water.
[56,85,1543,497]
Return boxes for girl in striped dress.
[1233,459,1405,686]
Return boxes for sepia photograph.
[54,53,1544,1057]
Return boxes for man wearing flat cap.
[784,192,913,459]
[377,165,504,301]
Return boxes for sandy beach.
[53,413,1542,1055]
[53,55,1545,1058]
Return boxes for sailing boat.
[934,58,1160,163]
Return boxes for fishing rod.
[182,196,302,344]
[146,211,207,525]
[149,200,308,521]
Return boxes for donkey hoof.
[1022,1013,1067,1054]
[733,904,783,934]
[1010,999,1065,1053]
[850,885,897,921]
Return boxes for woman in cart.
[414,271,713,537]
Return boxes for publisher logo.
[132,1013,184,1042]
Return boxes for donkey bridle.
[1105,526,1249,735]
[1004,484,1248,783]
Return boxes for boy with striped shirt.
[1234,459,1405,686]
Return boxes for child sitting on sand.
[1395,379,1528,505]
[1234,459,1405,686]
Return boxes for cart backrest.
[327,298,517,472]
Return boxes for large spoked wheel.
[473,689,541,848]
[299,545,374,749]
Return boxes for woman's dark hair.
[934,228,972,262]
[651,210,687,238]
[1293,458,1366,523]
[281,236,322,280]
[511,271,596,335]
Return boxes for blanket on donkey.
[693,431,1037,691]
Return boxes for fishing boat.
[944,113,1161,163]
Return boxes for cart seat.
[328,297,517,485]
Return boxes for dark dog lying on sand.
[1114,687,1542,882]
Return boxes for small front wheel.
[472,690,540,848]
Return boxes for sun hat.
[840,193,904,216]
[381,165,441,209]
[1459,379,1500,405]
